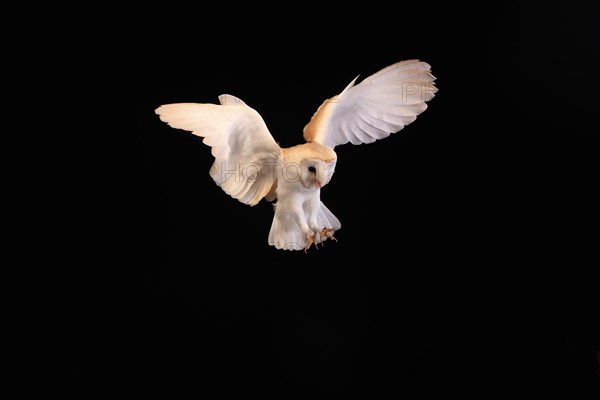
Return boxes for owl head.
[282,142,337,190]
[298,157,336,189]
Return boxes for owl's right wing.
[303,60,437,149]
[155,94,281,206]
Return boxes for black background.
[71,3,598,395]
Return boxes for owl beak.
[315,179,322,188]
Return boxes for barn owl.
[155,59,437,251]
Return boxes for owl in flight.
[156,59,437,251]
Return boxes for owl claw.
[320,228,337,242]
[305,229,337,252]
[304,233,318,253]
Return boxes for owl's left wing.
[303,60,437,149]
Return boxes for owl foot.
[304,233,319,253]
[320,228,337,242]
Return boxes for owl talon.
[320,228,337,242]
[304,233,318,253]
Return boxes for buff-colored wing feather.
[155,95,281,206]
[303,60,437,149]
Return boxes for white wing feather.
[303,60,437,149]
[155,94,281,206]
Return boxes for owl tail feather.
[268,201,341,251]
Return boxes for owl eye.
[308,166,316,173]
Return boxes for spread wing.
[303,60,437,149]
[155,94,281,206]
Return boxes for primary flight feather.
[155,59,437,251]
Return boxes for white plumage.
[155,60,437,251]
